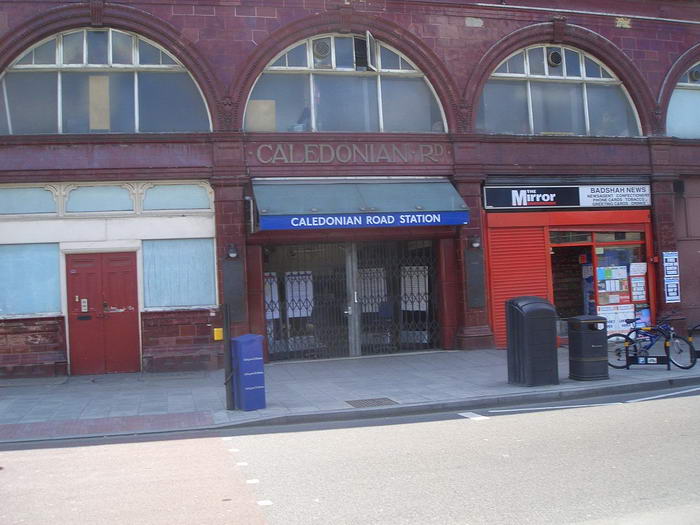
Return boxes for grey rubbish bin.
[506,296,559,386]
[568,315,609,381]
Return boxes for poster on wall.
[665,278,681,303]
[662,251,679,277]
[662,252,681,303]
[598,304,636,333]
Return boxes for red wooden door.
[67,252,140,375]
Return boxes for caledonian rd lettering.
[255,143,447,164]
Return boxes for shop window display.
[548,230,650,333]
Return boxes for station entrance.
[262,240,439,360]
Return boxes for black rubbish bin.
[568,315,609,381]
[506,296,559,386]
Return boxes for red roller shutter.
[487,226,551,347]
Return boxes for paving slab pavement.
[1,348,700,443]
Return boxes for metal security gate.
[263,240,439,361]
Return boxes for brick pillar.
[437,238,458,349]
[453,174,494,349]
[212,166,249,342]
[651,176,679,318]
[649,139,682,321]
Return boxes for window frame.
[483,44,641,137]
[1,28,212,134]
[0,242,61,318]
[0,181,214,219]
[141,237,218,310]
[667,61,700,138]
[244,33,447,133]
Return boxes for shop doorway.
[263,240,439,360]
[551,245,594,320]
[66,252,140,375]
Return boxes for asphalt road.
[2,388,699,524]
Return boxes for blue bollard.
[231,334,266,411]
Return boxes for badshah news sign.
[483,185,651,209]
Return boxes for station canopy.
[251,177,469,231]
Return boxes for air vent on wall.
[313,39,331,59]
[547,50,563,68]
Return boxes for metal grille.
[356,240,439,355]
[345,397,399,408]
[264,243,349,360]
[263,240,439,361]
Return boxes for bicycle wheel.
[667,335,697,369]
[607,333,631,369]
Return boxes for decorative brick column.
[454,173,494,349]
[211,138,250,371]
[650,176,679,316]
[649,139,681,321]
[213,175,249,322]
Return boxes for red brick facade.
[0,317,67,377]
[141,310,223,372]
[1,0,699,375]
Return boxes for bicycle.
[607,315,697,370]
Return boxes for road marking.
[257,500,273,506]
[626,387,700,403]
[228,448,240,453]
[221,437,233,441]
[488,402,621,413]
[246,479,260,484]
[236,462,248,466]
[458,411,490,420]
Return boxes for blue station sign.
[259,210,469,230]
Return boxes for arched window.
[0,28,211,134]
[244,33,446,133]
[667,63,700,138]
[476,45,640,137]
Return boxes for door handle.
[344,306,352,315]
